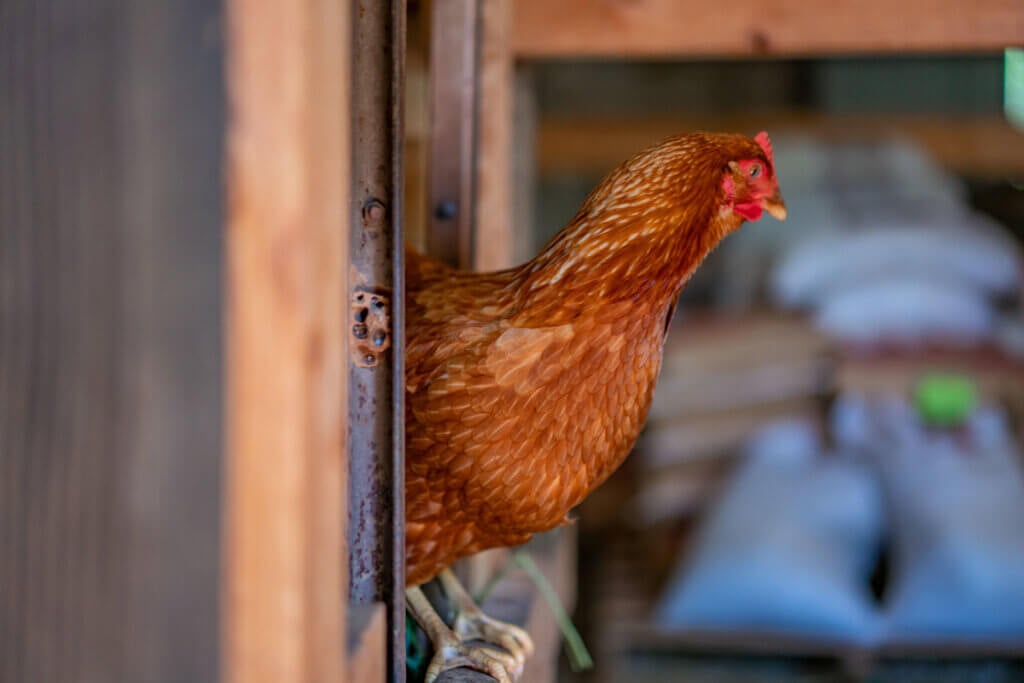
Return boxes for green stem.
[513,550,594,673]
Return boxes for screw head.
[434,200,457,220]
[362,198,386,224]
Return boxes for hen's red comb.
[754,131,774,166]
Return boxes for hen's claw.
[425,637,518,683]
[453,607,535,665]
[439,568,535,665]
[408,585,522,682]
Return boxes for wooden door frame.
[224,0,350,681]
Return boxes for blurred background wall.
[0,2,224,682]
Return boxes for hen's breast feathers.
[405,251,666,584]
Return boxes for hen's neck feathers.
[508,135,751,324]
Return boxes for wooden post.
[510,68,539,266]
[473,0,538,272]
[427,0,482,269]
[474,0,517,271]
[224,0,350,681]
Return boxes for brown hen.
[404,132,786,682]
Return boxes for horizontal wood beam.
[512,0,1024,58]
[536,113,1024,178]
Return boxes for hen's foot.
[453,611,534,668]
[407,586,521,683]
[441,570,534,665]
[426,636,520,683]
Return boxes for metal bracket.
[351,288,392,368]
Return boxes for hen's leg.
[407,586,518,683]
[439,568,535,666]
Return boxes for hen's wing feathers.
[405,244,523,394]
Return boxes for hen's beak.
[763,189,787,221]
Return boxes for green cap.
[914,373,977,427]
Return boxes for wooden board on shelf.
[537,113,1024,179]
[512,0,1023,58]
[642,396,826,468]
[836,346,1024,403]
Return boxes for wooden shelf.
[512,0,1023,58]
[536,112,1024,178]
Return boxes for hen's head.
[720,131,787,222]
[638,130,786,223]
[572,131,786,234]
[523,131,787,307]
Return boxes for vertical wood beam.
[474,0,537,272]
[404,0,431,252]
[474,0,516,271]
[511,69,539,265]
[224,0,349,681]
[427,0,482,269]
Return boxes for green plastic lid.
[913,373,977,427]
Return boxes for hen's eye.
[749,164,761,178]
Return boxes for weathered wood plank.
[537,113,1024,178]
[224,0,349,681]
[474,0,517,271]
[513,0,1023,58]
[428,0,482,269]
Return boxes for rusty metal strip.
[427,0,483,269]
[349,1,406,682]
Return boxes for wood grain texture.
[428,0,481,269]
[0,1,224,682]
[474,0,516,271]
[224,0,349,681]
[348,604,387,683]
[537,113,1024,178]
[512,0,1024,57]
[405,1,431,253]
[510,71,539,267]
